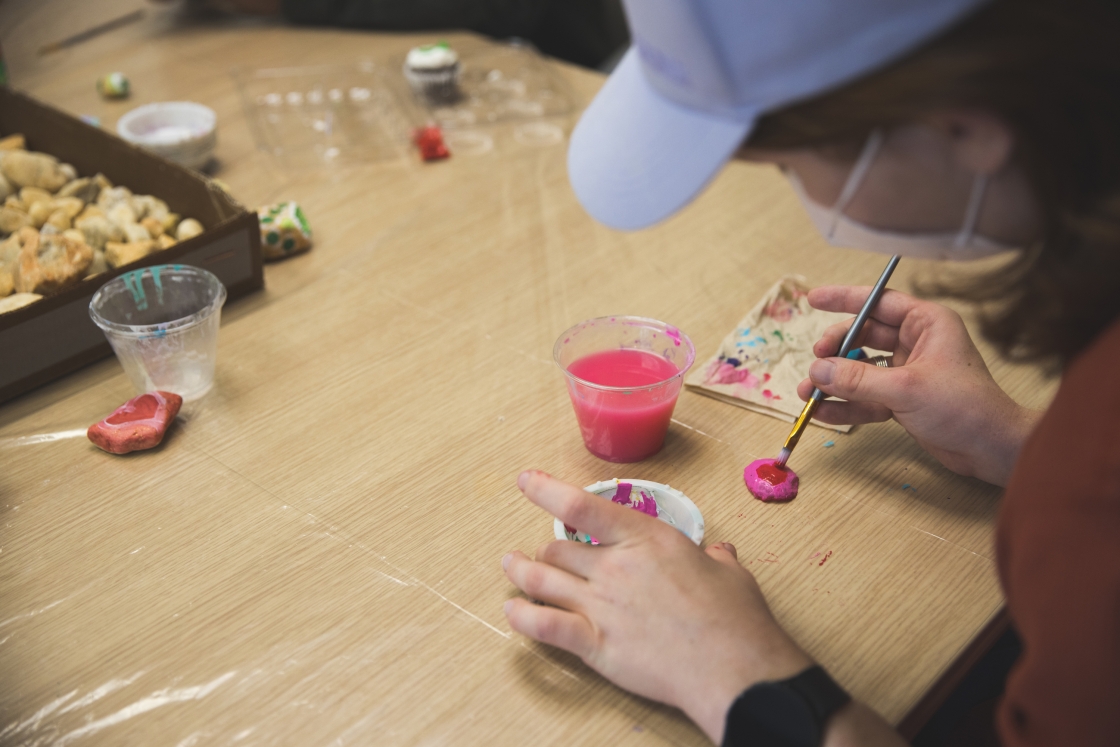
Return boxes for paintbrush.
[774,254,901,468]
[38,10,145,56]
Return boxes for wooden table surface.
[0,9,1056,746]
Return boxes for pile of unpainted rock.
[0,134,205,315]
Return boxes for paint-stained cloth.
[686,275,858,432]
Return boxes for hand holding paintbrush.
[775,254,901,468]
[743,255,901,502]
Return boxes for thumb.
[705,542,742,568]
[809,357,909,410]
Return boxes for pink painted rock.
[87,391,182,454]
[744,458,800,502]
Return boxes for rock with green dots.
[256,201,312,260]
[96,72,130,100]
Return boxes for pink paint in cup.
[554,316,695,463]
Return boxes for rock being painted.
[87,391,182,454]
[744,458,799,502]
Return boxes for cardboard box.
[0,87,263,403]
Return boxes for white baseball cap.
[567,0,990,231]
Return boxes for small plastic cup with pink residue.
[554,479,705,545]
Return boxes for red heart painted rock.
[87,391,183,454]
[413,125,450,161]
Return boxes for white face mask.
[787,129,1015,261]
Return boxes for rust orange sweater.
[997,316,1120,746]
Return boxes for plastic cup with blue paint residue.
[89,265,227,401]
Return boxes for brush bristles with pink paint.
[774,254,901,469]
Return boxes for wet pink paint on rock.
[744,458,800,502]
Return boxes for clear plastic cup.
[554,316,695,463]
[89,265,227,401]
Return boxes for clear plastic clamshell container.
[234,42,576,168]
[392,40,576,155]
[234,61,413,169]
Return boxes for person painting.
[501,0,1120,744]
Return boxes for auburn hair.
[747,0,1120,370]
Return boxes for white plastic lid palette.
[554,479,705,545]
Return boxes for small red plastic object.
[87,391,183,454]
[413,125,450,161]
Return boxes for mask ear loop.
[954,173,989,248]
[826,128,885,238]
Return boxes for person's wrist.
[681,669,756,745]
[975,400,1039,486]
[680,642,815,744]
[1000,403,1041,482]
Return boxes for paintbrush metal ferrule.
[776,397,821,466]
